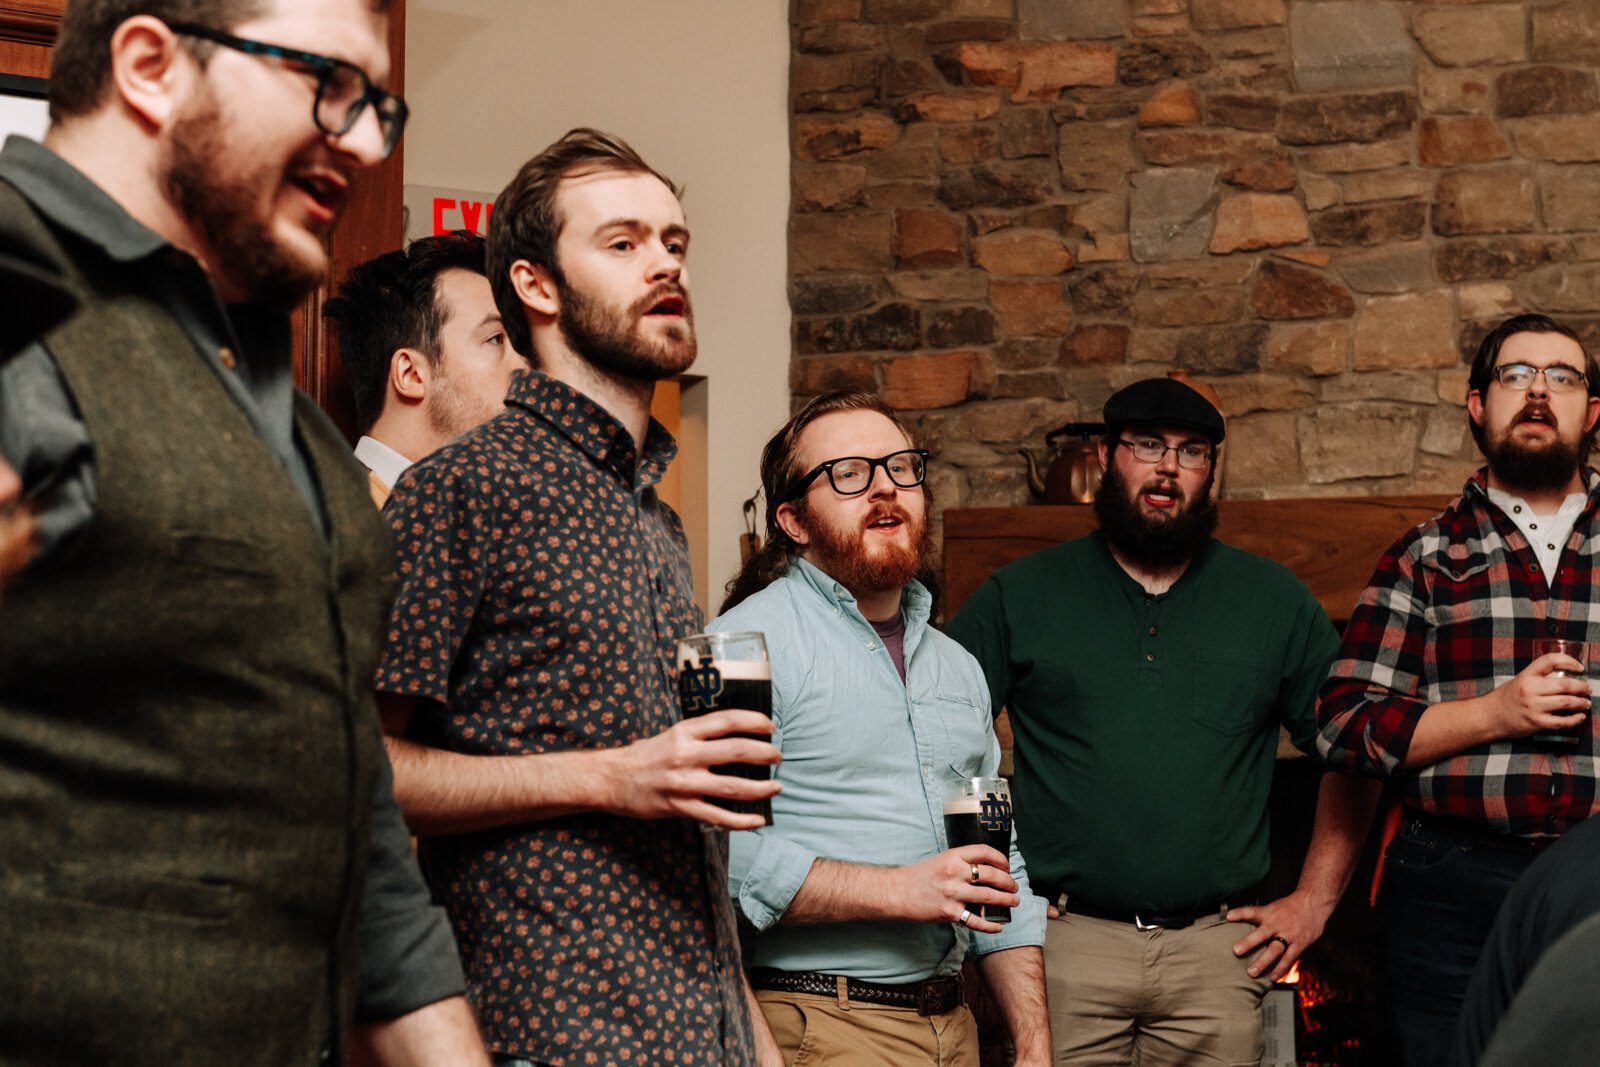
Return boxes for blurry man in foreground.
[0,0,485,1062]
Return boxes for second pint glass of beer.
[943,776,1013,924]
[675,631,774,825]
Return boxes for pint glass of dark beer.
[943,776,1013,924]
[676,631,773,825]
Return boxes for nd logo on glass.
[979,791,1011,833]
[680,653,725,712]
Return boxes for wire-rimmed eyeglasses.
[1116,436,1214,470]
[780,450,929,504]
[1489,362,1589,395]
[169,22,409,160]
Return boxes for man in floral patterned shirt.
[377,130,782,1066]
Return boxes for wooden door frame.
[0,1,405,439]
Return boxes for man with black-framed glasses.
[0,2,486,1065]
[1320,312,1600,1067]
[948,378,1376,1066]
[714,389,1050,1067]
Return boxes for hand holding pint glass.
[1532,638,1594,746]
[943,776,1014,924]
[677,631,776,825]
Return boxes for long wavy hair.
[718,390,923,615]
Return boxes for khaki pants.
[756,986,980,1067]
[1045,909,1273,1066]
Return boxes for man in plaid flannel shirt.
[1317,312,1600,1067]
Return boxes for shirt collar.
[354,435,414,490]
[1465,465,1600,511]
[0,136,173,264]
[507,370,678,488]
[788,556,932,628]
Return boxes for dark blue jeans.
[1378,817,1537,1067]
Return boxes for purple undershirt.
[869,610,907,683]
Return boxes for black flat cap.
[1103,378,1225,444]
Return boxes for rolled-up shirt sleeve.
[728,821,820,932]
[354,746,465,1022]
[1315,538,1433,777]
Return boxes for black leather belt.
[1409,809,1556,857]
[750,968,963,1016]
[1037,881,1260,931]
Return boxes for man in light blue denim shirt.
[712,391,1049,1067]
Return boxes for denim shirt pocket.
[930,689,991,780]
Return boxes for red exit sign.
[430,196,493,235]
[403,184,496,241]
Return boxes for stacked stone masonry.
[788,0,1600,551]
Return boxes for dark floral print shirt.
[378,371,755,1065]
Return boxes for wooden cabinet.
[944,496,1453,625]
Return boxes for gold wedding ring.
[969,864,981,884]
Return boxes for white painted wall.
[405,0,792,613]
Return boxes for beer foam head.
[943,797,982,816]
[696,659,770,681]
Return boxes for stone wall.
[787,0,1600,541]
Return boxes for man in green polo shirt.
[947,378,1377,1066]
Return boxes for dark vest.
[0,184,395,1065]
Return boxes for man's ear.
[108,15,189,130]
[1467,389,1485,431]
[1586,394,1600,435]
[390,349,429,402]
[509,260,559,319]
[1097,438,1110,474]
[775,502,808,547]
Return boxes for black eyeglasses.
[169,22,408,159]
[1116,436,1214,470]
[780,450,929,504]
[1489,362,1588,395]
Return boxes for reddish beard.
[797,498,930,595]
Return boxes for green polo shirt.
[946,532,1338,914]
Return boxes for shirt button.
[1514,505,1523,513]
[1148,625,1158,636]
[217,346,237,370]
[1550,621,1561,634]
[866,641,877,650]
[1146,652,1156,663]
[1529,522,1538,530]
[1548,543,1556,551]
[1531,563,1541,573]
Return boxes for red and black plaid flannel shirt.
[1317,469,1600,838]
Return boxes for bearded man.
[712,389,1050,1067]
[948,377,1377,1067]
[376,128,784,1067]
[0,1,487,1063]
[1318,312,1600,1067]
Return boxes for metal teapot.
[1019,421,1106,505]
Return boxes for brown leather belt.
[750,968,963,1016]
